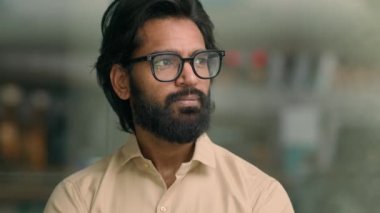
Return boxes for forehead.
[134,17,206,56]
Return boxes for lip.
[176,94,200,101]
[174,94,200,107]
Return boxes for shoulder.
[61,141,132,193]
[62,156,112,194]
[211,142,270,181]
[44,151,120,213]
[210,142,294,212]
[196,135,273,186]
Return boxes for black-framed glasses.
[122,50,225,82]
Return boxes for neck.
[134,125,196,187]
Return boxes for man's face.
[128,18,213,143]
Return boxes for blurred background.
[1,0,380,212]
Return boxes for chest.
[89,170,251,213]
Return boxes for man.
[45,0,294,212]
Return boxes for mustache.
[165,88,208,106]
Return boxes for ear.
[110,64,130,100]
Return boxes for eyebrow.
[148,49,207,56]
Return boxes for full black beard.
[129,80,212,144]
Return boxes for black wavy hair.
[95,0,217,133]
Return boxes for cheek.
[200,80,211,95]
[130,64,159,95]
[132,63,154,82]
[133,74,169,104]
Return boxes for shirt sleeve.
[44,180,87,213]
[252,179,294,213]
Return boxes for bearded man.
[45,0,294,212]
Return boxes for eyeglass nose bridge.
[149,55,198,82]
[176,57,200,79]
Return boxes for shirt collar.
[191,133,216,168]
[120,135,143,164]
[120,133,216,168]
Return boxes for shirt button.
[160,206,167,212]
[144,163,149,168]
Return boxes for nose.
[175,61,198,87]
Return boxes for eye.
[194,57,208,66]
[155,58,173,66]
[153,55,179,71]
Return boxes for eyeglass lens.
[152,51,221,81]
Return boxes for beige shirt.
[45,134,294,213]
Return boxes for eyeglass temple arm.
[122,55,150,65]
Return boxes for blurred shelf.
[0,171,67,203]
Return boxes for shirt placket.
[155,162,194,213]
